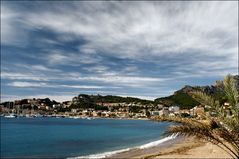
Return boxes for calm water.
[0,117,171,158]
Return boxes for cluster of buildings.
[0,98,61,115]
[2,97,231,120]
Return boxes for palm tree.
[154,75,239,158]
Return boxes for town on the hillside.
[0,93,231,120]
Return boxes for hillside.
[56,75,239,111]
[154,85,200,109]
[155,75,239,109]
[72,94,154,104]
[68,94,154,111]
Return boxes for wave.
[67,148,131,159]
[139,133,178,149]
[68,134,178,159]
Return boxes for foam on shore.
[68,134,178,159]
[139,133,178,149]
[68,148,131,159]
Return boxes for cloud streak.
[24,1,237,59]
[1,1,238,102]
[7,81,120,89]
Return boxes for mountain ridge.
[154,75,239,109]
[2,75,238,110]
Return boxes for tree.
[146,110,151,118]
[154,75,239,158]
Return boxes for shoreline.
[69,134,180,159]
[1,114,150,121]
[109,137,232,159]
[3,117,233,158]
[107,135,184,159]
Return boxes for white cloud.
[3,2,237,56]
[1,5,18,45]
[47,52,101,66]
[10,81,47,87]
[6,81,120,89]
[82,65,109,74]
[76,75,169,87]
[14,64,61,72]
[28,2,237,75]
[2,2,237,70]
[1,4,29,46]
[59,84,119,89]
[22,2,236,58]
[31,65,60,72]
[1,72,49,81]
[1,2,238,100]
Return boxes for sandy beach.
[109,136,232,159]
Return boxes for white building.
[169,106,180,113]
[159,107,169,116]
[151,111,160,116]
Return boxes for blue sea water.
[0,117,171,158]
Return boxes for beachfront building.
[92,111,98,117]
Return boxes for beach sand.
[109,137,232,159]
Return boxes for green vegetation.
[57,107,71,112]
[70,102,108,111]
[155,92,199,109]
[71,94,154,107]
[156,75,239,158]
[129,106,141,113]
[93,95,153,104]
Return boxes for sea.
[0,117,175,158]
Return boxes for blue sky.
[1,1,238,102]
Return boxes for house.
[71,109,78,113]
[158,107,169,116]
[157,104,164,109]
[92,111,98,117]
[151,111,160,116]
[169,106,180,113]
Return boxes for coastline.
[73,135,232,159]
[107,134,183,159]
[70,134,180,159]
[3,117,233,159]
[109,137,232,159]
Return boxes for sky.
[1,1,238,102]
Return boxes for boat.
[72,116,81,119]
[4,114,17,118]
[25,114,33,118]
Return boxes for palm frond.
[191,91,222,117]
[155,116,239,158]
[154,75,239,158]
[223,75,238,107]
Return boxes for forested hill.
[72,94,154,105]
[154,75,239,109]
[70,75,238,109]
